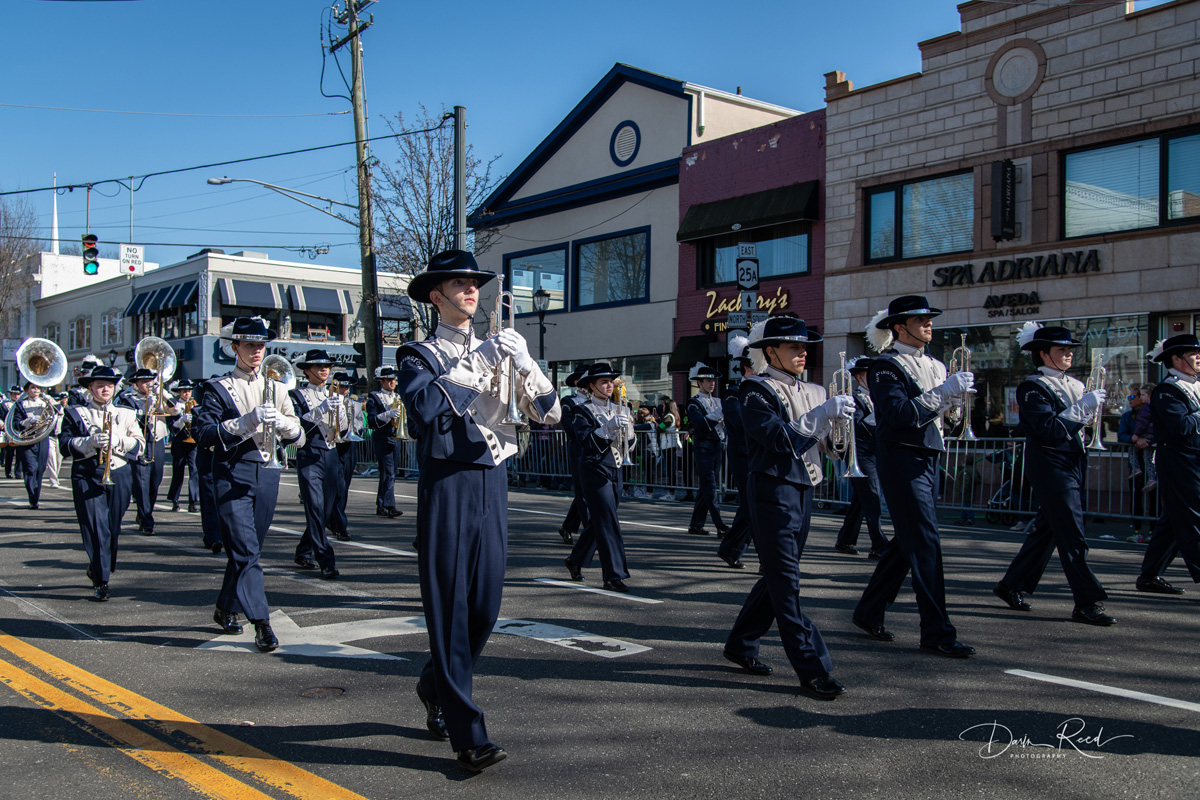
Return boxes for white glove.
[942,371,975,397]
[182,413,193,424]
[89,432,107,450]
[604,413,631,438]
[1079,390,1107,413]
[823,394,856,421]
[317,395,343,415]
[243,403,276,429]
[474,336,505,368]
[379,408,400,423]
[498,327,536,374]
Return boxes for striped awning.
[218,278,285,309]
[289,285,355,315]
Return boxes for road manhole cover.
[299,687,346,699]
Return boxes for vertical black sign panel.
[991,159,1016,242]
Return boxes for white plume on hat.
[747,320,769,374]
[688,362,710,381]
[1147,339,1165,361]
[81,353,103,367]
[374,366,385,378]
[727,333,750,360]
[865,309,893,353]
[1016,321,1041,349]
[846,355,870,371]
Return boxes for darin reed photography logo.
[959,717,1133,760]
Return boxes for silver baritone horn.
[828,352,866,480]
[4,338,68,446]
[133,336,177,416]
[261,354,298,469]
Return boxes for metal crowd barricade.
[339,427,1159,528]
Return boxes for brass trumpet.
[829,352,866,479]
[1085,353,1106,451]
[488,275,526,428]
[99,411,115,486]
[947,334,978,441]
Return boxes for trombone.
[488,275,526,428]
[947,334,978,441]
[828,352,866,479]
[1085,353,1107,451]
[261,354,297,469]
[4,338,68,446]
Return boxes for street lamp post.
[533,287,551,362]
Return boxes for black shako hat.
[1152,333,1200,364]
[407,249,497,304]
[80,365,122,387]
[689,362,721,382]
[297,349,335,369]
[747,316,823,349]
[172,379,196,391]
[847,356,874,373]
[220,316,279,343]
[128,368,156,382]
[874,295,943,329]
[565,365,590,388]
[8,385,22,393]
[375,366,398,379]
[1019,326,1083,351]
[331,371,355,384]
[577,362,621,387]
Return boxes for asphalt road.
[0,469,1197,800]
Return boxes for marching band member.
[195,317,302,651]
[1145,335,1200,590]
[686,362,728,537]
[68,355,105,407]
[563,363,635,592]
[59,365,144,601]
[716,337,754,569]
[289,349,348,579]
[167,380,199,513]
[365,366,406,519]
[398,250,560,772]
[192,380,224,555]
[330,371,362,541]
[992,323,1113,625]
[117,368,173,535]
[555,365,589,545]
[10,380,60,508]
[3,386,21,479]
[833,356,889,559]
[44,392,69,490]
[853,295,976,658]
[722,316,851,700]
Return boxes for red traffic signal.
[82,234,99,275]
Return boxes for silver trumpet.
[829,352,866,480]
[948,334,978,441]
[261,354,297,469]
[1085,353,1107,451]
[488,275,526,428]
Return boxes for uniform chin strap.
[431,288,477,328]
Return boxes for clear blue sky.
[3,0,966,271]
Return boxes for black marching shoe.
[564,558,582,581]
[29,502,38,510]
[333,529,352,541]
[603,579,629,593]
[558,527,574,545]
[188,503,198,513]
[716,526,731,539]
[212,608,243,635]
[415,682,449,741]
[833,543,859,555]
[723,649,773,675]
[92,583,110,602]
[1071,603,1116,626]
[867,549,884,560]
[919,641,976,658]
[456,744,507,773]
[718,552,745,569]
[293,555,318,570]
[209,541,224,555]
[800,674,846,700]
[140,525,155,536]
[852,617,895,641]
[376,507,403,518]
[687,526,714,537]
[321,566,340,580]
[171,501,180,512]
[1136,576,1184,595]
[251,620,279,652]
[993,584,1032,611]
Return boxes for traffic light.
[82,234,99,275]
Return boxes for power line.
[9,234,359,250]
[0,120,449,198]
[0,102,352,118]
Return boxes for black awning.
[289,285,353,315]
[666,334,714,373]
[218,278,285,309]
[162,280,198,310]
[123,290,155,317]
[676,180,819,242]
[377,293,413,321]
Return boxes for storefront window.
[574,228,649,309]
[1167,132,1200,221]
[697,222,810,286]
[867,173,974,262]
[505,246,567,315]
[1065,139,1160,237]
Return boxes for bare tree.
[0,194,44,338]
[372,104,503,334]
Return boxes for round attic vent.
[609,120,640,167]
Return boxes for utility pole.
[454,105,467,251]
[342,0,381,389]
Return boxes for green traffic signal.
[82,234,99,275]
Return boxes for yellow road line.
[0,632,371,800]
[0,653,274,800]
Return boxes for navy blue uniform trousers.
[855,443,957,647]
[295,446,342,568]
[560,441,584,535]
[567,462,629,582]
[1138,513,1182,581]
[197,447,221,549]
[215,459,280,620]
[333,441,355,534]
[167,440,198,505]
[372,431,401,511]
[835,453,888,552]
[1000,450,1106,605]
[71,462,133,583]
[416,458,507,752]
[717,452,752,563]
[1153,447,1200,584]
[131,438,166,531]
[726,475,833,679]
[689,439,726,530]
[17,438,49,505]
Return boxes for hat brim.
[408,269,497,303]
[1154,345,1200,363]
[748,332,823,348]
[1020,337,1082,351]
[79,375,119,388]
[874,308,943,329]
[579,370,621,385]
[298,360,335,369]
